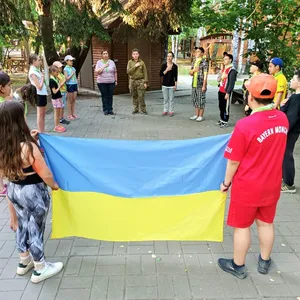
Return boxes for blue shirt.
[64,65,77,85]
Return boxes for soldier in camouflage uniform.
[127,49,148,114]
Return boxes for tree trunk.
[238,24,245,73]
[232,29,239,68]
[171,36,175,54]
[34,0,59,65]
[34,35,42,55]
[69,36,92,76]
[39,14,59,65]
[174,35,179,63]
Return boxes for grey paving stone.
[90,276,109,300]
[0,258,18,279]
[38,278,61,300]
[141,255,156,274]
[95,265,125,276]
[56,288,91,300]
[0,241,16,258]
[157,275,174,299]
[126,255,141,275]
[99,242,114,255]
[173,275,192,300]
[154,241,168,254]
[281,272,300,296]
[256,284,293,297]
[126,275,156,287]
[44,240,59,257]
[125,287,158,300]
[55,240,73,257]
[63,257,82,277]
[183,255,202,275]
[191,285,225,299]
[71,246,99,256]
[0,279,28,291]
[107,276,124,300]
[127,245,154,255]
[60,277,93,289]
[0,291,23,300]
[79,256,97,277]
[21,281,43,300]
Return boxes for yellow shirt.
[192,58,201,88]
[58,73,67,93]
[274,71,287,105]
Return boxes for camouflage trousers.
[129,79,146,113]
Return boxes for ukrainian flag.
[40,134,230,242]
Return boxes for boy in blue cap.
[268,58,288,108]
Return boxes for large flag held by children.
[40,134,230,242]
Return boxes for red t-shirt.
[219,67,232,93]
[225,110,289,207]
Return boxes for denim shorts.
[61,92,67,107]
[66,84,78,93]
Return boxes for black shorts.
[36,95,47,107]
[66,84,78,93]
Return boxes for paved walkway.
[0,82,300,300]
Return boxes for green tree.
[192,0,300,78]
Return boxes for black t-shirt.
[281,93,300,133]
[159,63,178,87]
[49,78,62,99]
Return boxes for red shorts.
[227,201,278,228]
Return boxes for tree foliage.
[113,0,193,41]
[192,0,300,78]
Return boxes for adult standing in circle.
[95,50,117,115]
[160,51,178,117]
[28,54,48,133]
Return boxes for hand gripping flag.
[40,134,230,242]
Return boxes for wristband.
[222,181,231,188]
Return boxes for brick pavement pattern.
[0,82,300,300]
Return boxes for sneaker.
[0,185,7,197]
[257,255,272,274]
[132,111,138,115]
[17,260,34,276]
[162,112,168,116]
[196,116,203,122]
[217,258,247,279]
[54,126,66,133]
[108,111,115,115]
[190,115,197,120]
[216,120,222,125]
[169,112,174,117]
[220,122,228,128]
[60,118,70,125]
[31,262,64,284]
[141,111,148,115]
[67,115,75,120]
[281,182,296,194]
[104,112,109,115]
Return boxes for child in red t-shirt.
[218,74,289,279]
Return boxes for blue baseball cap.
[270,57,284,68]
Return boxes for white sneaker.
[190,115,197,120]
[17,260,34,276]
[31,262,64,284]
[196,116,203,122]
